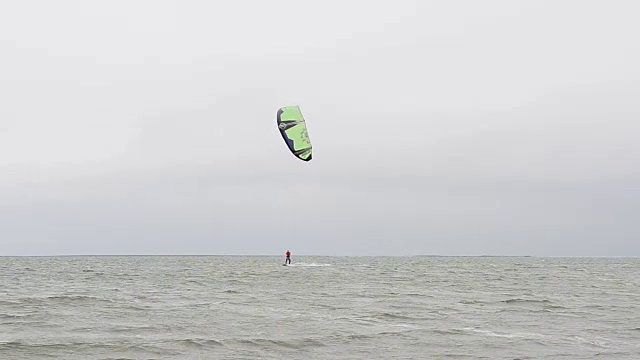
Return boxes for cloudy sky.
[1,0,638,256]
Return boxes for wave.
[374,312,424,321]
[285,263,331,267]
[6,294,118,308]
[459,299,484,305]
[0,312,38,319]
[0,300,20,306]
[326,326,424,343]
[0,339,175,357]
[163,338,224,348]
[501,298,552,304]
[464,328,546,340]
[109,324,164,333]
[233,337,326,350]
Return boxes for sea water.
[1,256,639,359]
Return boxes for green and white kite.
[276,105,312,161]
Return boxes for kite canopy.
[276,105,312,161]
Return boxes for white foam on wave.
[465,328,545,340]
[284,263,331,267]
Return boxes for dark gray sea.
[1,256,639,359]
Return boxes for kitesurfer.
[285,250,291,265]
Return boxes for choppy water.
[1,256,639,359]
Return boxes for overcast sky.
[1,0,639,256]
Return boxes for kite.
[276,105,312,161]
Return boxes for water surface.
[1,256,638,359]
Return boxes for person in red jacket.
[285,250,291,265]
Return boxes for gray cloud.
[1,0,639,256]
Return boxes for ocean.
[1,256,638,359]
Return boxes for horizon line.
[0,254,638,258]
